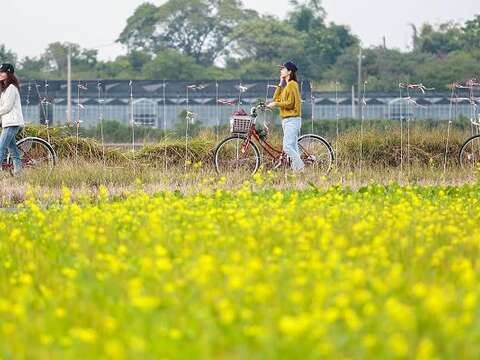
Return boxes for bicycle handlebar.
[250,102,271,117]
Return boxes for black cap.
[0,64,14,74]
[280,61,298,72]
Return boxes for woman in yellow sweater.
[267,61,305,172]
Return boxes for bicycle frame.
[2,153,36,171]
[238,120,312,167]
[216,101,334,175]
[250,128,282,158]
[1,136,57,173]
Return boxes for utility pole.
[351,85,355,119]
[67,44,72,124]
[357,47,362,119]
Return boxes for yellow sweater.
[273,80,302,119]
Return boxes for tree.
[142,49,206,80]
[42,42,98,75]
[324,46,428,91]
[94,51,152,80]
[234,60,279,80]
[127,50,153,72]
[286,0,357,80]
[288,0,326,32]
[117,3,159,53]
[117,0,353,81]
[96,57,137,80]
[416,22,464,56]
[118,0,254,65]
[0,44,17,64]
[416,49,480,90]
[230,15,302,62]
[301,24,357,79]
[462,15,480,50]
[19,56,48,79]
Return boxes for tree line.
[1,0,479,91]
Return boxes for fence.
[19,79,477,128]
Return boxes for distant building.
[311,90,475,122]
[19,80,472,128]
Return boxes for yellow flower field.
[1,183,480,359]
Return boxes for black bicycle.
[2,136,57,174]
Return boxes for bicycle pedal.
[273,161,283,170]
[305,155,317,163]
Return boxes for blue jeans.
[0,126,22,171]
[282,117,305,171]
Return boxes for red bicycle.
[214,102,334,175]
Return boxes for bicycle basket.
[230,115,252,134]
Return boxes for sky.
[2,0,479,61]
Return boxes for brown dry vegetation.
[0,124,474,207]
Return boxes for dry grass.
[0,123,473,207]
[0,157,475,208]
[336,126,467,168]
[18,124,472,169]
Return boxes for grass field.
[1,183,480,359]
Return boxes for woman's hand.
[267,101,277,109]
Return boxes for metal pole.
[237,82,242,111]
[216,80,219,142]
[67,44,72,124]
[359,81,367,178]
[44,80,51,143]
[351,85,355,119]
[75,82,80,163]
[335,81,340,168]
[185,86,190,172]
[399,86,403,176]
[130,81,135,154]
[310,81,314,134]
[163,80,167,171]
[357,47,362,119]
[98,81,106,169]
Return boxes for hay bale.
[336,127,466,168]
[137,139,215,165]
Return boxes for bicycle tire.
[459,134,480,170]
[10,137,57,172]
[214,135,261,176]
[298,134,334,174]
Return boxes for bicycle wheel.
[459,134,480,170]
[298,134,334,174]
[12,137,57,172]
[214,135,261,176]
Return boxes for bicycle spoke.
[461,136,480,170]
[298,136,333,174]
[215,137,260,175]
[15,138,56,172]
[23,155,53,166]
